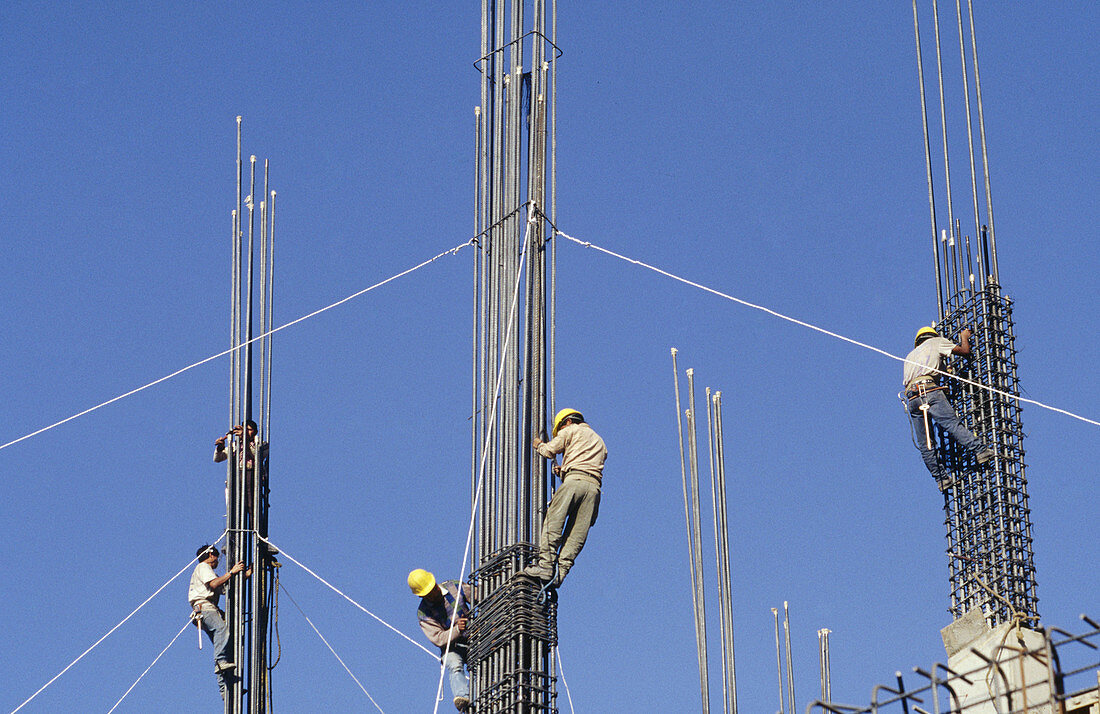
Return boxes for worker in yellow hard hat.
[407,569,473,712]
[521,408,607,587]
[904,326,994,490]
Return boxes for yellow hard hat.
[914,326,939,346]
[552,408,583,436]
[407,568,436,597]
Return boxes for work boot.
[453,696,470,712]
[936,473,955,492]
[520,565,554,582]
[215,660,236,673]
[976,448,994,464]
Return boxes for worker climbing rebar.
[408,569,473,713]
[903,326,994,490]
[188,543,251,702]
[521,408,607,588]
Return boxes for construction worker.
[188,544,251,700]
[214,419,267,472]
[214,420,276,557]
[408,569,473,713]
[521,408,607,587]
[904,326,994,490]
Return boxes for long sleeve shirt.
[417,581,473,653]
[536,422,607,484]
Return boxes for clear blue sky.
[2,2,1096,712]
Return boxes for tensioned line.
[106,617,194,714]
[557,230,1100,429]
[280,583,385,713]
[9,532,227,714]
[0,240,473,453]
[259,537,437,659]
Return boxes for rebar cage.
[468,544,558,714]
[936,285,1038,627]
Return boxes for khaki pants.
[536,477,601,582]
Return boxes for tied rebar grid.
[805,615,1100,713]
[469,545,558,714]
[912,0,1036,631]
[470,0,559,711]
[937,285,1037,627]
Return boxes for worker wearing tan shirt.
[522,408,607,587]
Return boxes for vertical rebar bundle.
[817,628,831,704]
[224,118,278,714]
[912,2,1037,628]
[671,355,739,713]
[711,392,738,714]
[469,2,560,711]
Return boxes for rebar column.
[936,288,1037,627]
[469,2,559,712]
[223,119,277,714]
[913,1,1039,630]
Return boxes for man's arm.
[205,561,248,593]
[214,434,229,463]
[951,328,973,356]
[532,431,566,459]
[418,615,466,648]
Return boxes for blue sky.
[1,2,1097,712]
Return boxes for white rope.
[257,537,436,659]
[280,583,385,713]
[106,617,194,714]
[558,230,1100,429]
[436,203,538,714]
[9,531,227,714]
[0,240,474,452]
[556,646,576,714]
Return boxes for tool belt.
[192,601,223,617]
[905,376,944,399]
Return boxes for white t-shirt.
[188,562,219,609]
[903,336,955,387]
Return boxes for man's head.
[914,326,939,348]
[552,408,584,436]
[408,568,438,599]
[231,420,259,440]
[196,544,220,564]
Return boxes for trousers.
[535,476,601,582]
[907,389,983,480]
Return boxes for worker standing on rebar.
[214,419,276,557]
[188,544,251,700]
[408,569,473,713]
[522,408,607,587]
[904,326,994,490]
